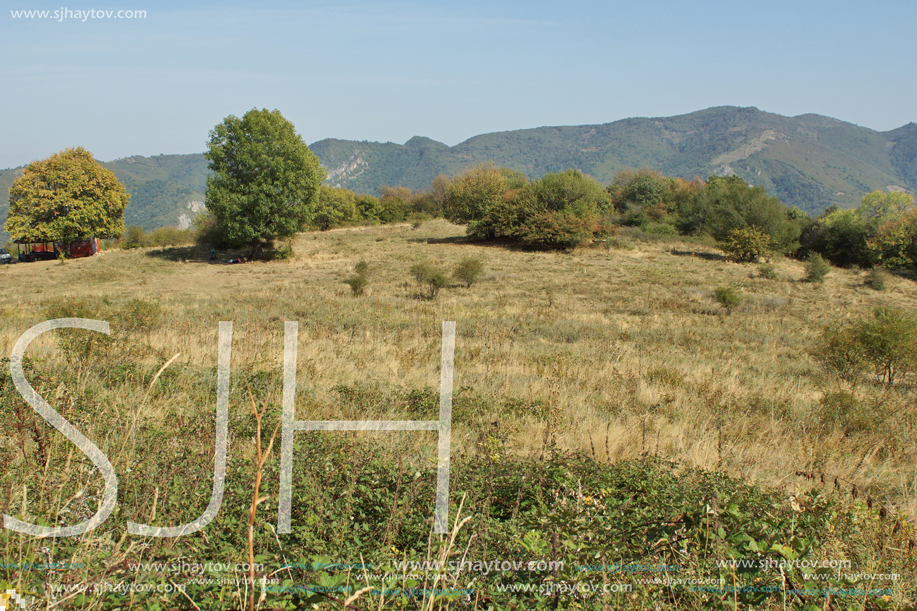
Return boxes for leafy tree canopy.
[443,163,511,238]
[677,175,803,251]
[204,108,325,252]
[4,147,129,243]
[608,169,668,212]
[531,169,610,216]
[859,189,915,220]
[445,165,614,247]
[800,189,915,267]
[312,186,359,230]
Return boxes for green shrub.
[805,253,831,283]
[713,286,743,311]
[410,261,434,284]
[798,208,872,267]
[409,261,449,298]
[718,226,772,263]
[123,225,146,249]
[445,165,613,247]
[378,185,411,224]
[345,260,370,296]
[865,268,886,291]
[426,270,450,299]
[272,242,294,260]
[677,175,804,251]
[516,211,599,248]
[194,211,232,247]
[644,222,677,236]
[819,391,877,434]
[355,194,382,222]
[453,256,484,287]
[811,325,864,383]
[812,307,917,386]
[608,169,667,212]
[312,186,359,230]
[855,307,917,385]
[147,226,194,247]
[758,263,778,280]
[345,274,368,296]
[867,207,917,270]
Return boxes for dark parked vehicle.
[14,239,100,262]
[18,245,58,262]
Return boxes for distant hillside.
[313,107,917,214]
[2,106,915,242]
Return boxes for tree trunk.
[249,241,263,261]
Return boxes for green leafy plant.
[410,261,450,299]
[426,270,450,299]
[718,226,772,263]
[804,253,831,283]
[346,260,370,296]
[453,256,485,287]
[345,274,368,296]
[866,267,887,291]
[812,307,917,386]
[713,286,744,312]
[410,261,434,284]
[757,263,778,280]
[271,241,294,260]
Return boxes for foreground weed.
[245,382,280,611]
[713,286,743,312]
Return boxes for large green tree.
[677,175,803,251]
[4,147,129,244]
[204,108,325,256]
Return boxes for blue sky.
[1,0,915,169]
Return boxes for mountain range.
[2,106,915,240]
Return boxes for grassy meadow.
[1,220,916,610]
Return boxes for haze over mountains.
[2,106,915,237]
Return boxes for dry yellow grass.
[2,219,916,521]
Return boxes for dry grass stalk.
[245,381,280,611]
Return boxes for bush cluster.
[407,256,486,299]
[677,175,804,253]
[812,307,917,386]
[118,225,196,249]
[444,165,616,248]
[799,190,916,271]
[409,261,450,299]
[865,267,886,291]
[718,226,772,263]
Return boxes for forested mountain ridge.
[313,107,916,213]
[2,106,915,239]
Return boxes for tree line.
[5,107,915,272]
